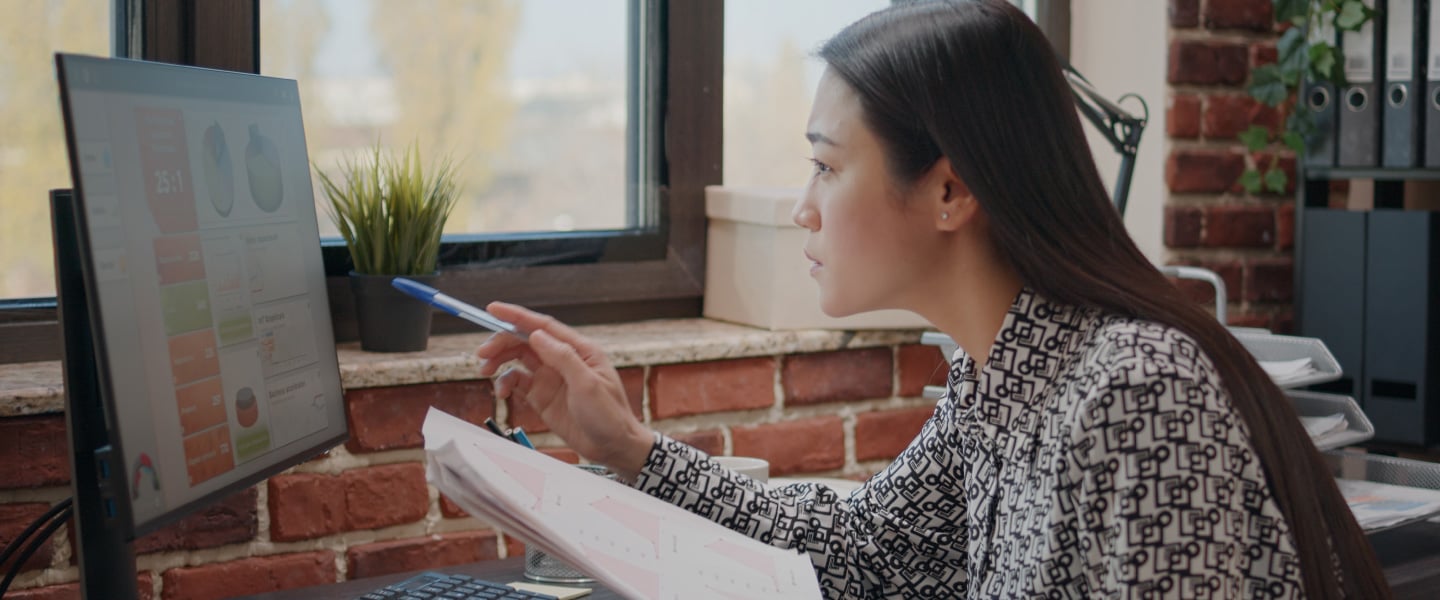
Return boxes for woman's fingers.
[494,366,531,401]
[487,302,608,364]
[526,330,596,388]
[476,343,541,377]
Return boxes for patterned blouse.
[631,288,1306,598]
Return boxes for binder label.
[1432,0,1440,79]
[1344,0,1377,83]
[1388,0,1415,80]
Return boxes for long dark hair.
[820,1,1388,597]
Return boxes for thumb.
[528,329,589,380]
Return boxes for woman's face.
[794,69,941,318]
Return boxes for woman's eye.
[808,158,832,176]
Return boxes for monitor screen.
[56,54,346,534]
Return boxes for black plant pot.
[349,271,436,352]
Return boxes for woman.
[475,1,1388,597]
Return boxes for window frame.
[0,0,720,364]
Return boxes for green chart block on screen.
[160,281,213,336]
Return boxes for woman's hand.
[474,302,655,481]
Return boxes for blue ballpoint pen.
[391,278,528,340]
[509,428,537,450]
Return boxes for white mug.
[713,456,770,484]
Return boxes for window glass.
[0,1,111,299]
[261,0,633,238]
[722,0,889,188]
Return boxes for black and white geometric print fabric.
[632,288,1306,599]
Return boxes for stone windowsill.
[0,318,928,418]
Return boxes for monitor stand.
[52,189,140,600]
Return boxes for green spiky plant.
[317,141,460,275]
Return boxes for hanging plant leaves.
[1274,0,1308,22]
[1240,125,1272,152]
[1282,131,1307,154]
[1264,168,1288,194]
[1249,65,1288,107]
[1308,43,1339,83]
[1240,168,1264,194]
[1336,0,1367,30]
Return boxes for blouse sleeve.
[1066,353,1298,598]
[631,407,970,599]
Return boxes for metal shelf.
[1304,167,1440,181]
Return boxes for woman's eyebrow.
[806,131,841,147]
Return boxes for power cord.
[0,497,74,596]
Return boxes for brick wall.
[0,343,947,598]
[1165,0,1294,331]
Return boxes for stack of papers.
[1300,413,1349,447]
[1259,357,1319,386]
[422,409,823,600]
[1335,478,1440,531]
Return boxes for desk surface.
[235,557,621,600]
[238,523,1440,600]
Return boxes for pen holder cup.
[522,464,613,585]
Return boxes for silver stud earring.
[941,212,950,220]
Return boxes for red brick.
[440,494,468,519]
[1251,42,1278,68]
[1227,312,1272,329]
[135,487,257,554]
[897,345,948,397]
[7,574,153,600]
[508,367,644,433]
[1166,149,1246,194]
[539,447,581,464]
[161,551,336,600]
[673,429,725,456]
[1204,0,1273,32]
[1164,206,1204,248]
[731,417,844,476]
[0,415,69,489]
[348,531,502,579]
[1250,152,1297,195]
[1168,39,1249,85]
[1,503,54,574]
[1276,202,1295,251]
[1244,258,1294,303]
[268,472,346,541]
[782,349,892,406]
[346,381,495,452]
[1167,260,1243,306]
[1274,310,1295,335]
[1203,205,1275,247]
[269,463,428,541]
[1203,94,1281,139]
[650,358,775,419]
[1170,0,1199,27]
[1167,94,1201,139]
[855,407,935,462]
[503,534,525,558]
[343,463,430,531]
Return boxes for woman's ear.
[929,158,976,231]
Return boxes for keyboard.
[357,571,559,600]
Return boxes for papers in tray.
[422,408,823,600]
[1260,357,1319,386]
[1300,413,1350,447]
[1335,478,1440,531]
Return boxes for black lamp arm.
[1064,65,1149,216]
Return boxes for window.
[0,1,113,302]
[0,0,715,363]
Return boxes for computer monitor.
[53,53,347,598]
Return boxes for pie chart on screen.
[201,122,235,217]
[245,124,284,212]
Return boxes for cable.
[0,498,72,570]
[0,501,73,596]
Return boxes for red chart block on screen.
[134,107,198,233]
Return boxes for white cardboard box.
[703,186,932,330]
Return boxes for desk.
[234,557,620,600]
[236,527,1440,600]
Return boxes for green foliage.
[317,141,460,276]
[1238,0,1372,193]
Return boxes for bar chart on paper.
[422,409,823,600]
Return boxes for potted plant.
[317,141,460,352]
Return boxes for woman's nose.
[792,192,819,230]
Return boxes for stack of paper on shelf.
[1300,413,1349,447]
[1335,479,1440,531]
[422,408,823,600]
[1259,357,1319,386]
